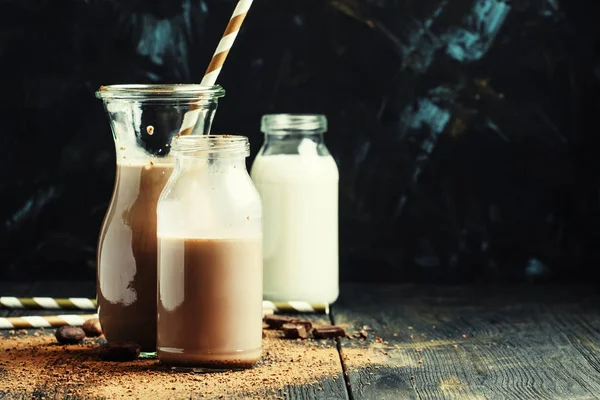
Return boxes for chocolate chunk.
[282,323,309,340]
[264,315,301,329]
[312,325,346,339]
[55,326,85,345]
[263,315,314,331]
[293,320,313,331]
[98,342,141,362]
[82,318,103,337]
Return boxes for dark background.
[0,0,599,283]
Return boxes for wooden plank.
[334,284,600,400]
[0,282,349,400]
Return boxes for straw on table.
[178,0,254,136]
[0,311,273,330]
[1,297,329,314]
[0,297,97,310]
[263,301,329,314]
[0,314,97,330]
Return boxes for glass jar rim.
[261,114,327,134]
[95,84,226,100]
[172,135,250,158]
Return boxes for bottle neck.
[261,131,329,157]
[172,135,250,170]
[97,85,225,161]
[176,156,248,171]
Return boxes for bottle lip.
[171,135,250,158]
[261,114,328,134]
[95,84,226,100]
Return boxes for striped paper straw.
[200,0,253,87]
[263,301,330,314]
[1,297,329,314]
[0,314,97,330]
[0,312,271,331]
[178,0,253,136]
[1,297,97,310]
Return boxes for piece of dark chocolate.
[263,315,300,329]
[282,323,309,339]
[312,325,346,339]
[292,320,312,331]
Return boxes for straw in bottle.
[178,0,254,136]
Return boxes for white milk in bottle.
[251,114,339,304]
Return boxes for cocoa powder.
[0,322,378,399]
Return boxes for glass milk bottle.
[251,114,339,304]
[95,85,225,351]
[157,135,263,369]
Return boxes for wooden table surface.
[1,282,600,399]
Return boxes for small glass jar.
[157,135,263,370]
[251,114,339,304]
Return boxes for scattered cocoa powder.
[0,321,377,399]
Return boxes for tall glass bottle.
[95,85,225,350]
[251,114,339,304]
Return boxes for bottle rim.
[171,135,250,158]
[261,114,327,134]
[95,84,226,100]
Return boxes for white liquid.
[251,154,339,303]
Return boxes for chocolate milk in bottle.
[157,135,263,368]
[95,85,225,351]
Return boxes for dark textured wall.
[0,0,599,283]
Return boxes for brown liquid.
[97,162,173,351]
[157,237,263,369]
